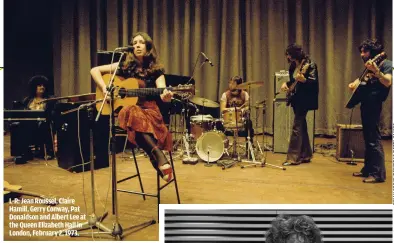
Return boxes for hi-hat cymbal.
[189,96,220,108]
[236,81,264,89]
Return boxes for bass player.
[280,44,319,166]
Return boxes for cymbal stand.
[172,101,186,156]
[241,85,285,170]
[254,101,271,152]
[221,104,241,170]
[173,99,198,163]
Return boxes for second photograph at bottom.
[163,207,392,243]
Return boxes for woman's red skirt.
[118,101,173,151]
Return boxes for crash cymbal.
[189,96,220,108]
[236,81,264,89]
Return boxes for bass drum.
[196,131,228,162]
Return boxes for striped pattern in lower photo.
[165,209,392,242]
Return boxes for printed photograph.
[164,209,393,242]
[2,0,392,241]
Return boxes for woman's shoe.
[158,163,173,182]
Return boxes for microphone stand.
[95,50,155,240]
[59,100,112,237]
[186,52,210,85]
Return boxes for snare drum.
[196,130,229,162]
[222,108,244,129]
[190,115,213,139]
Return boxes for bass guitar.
[345,52,387,109]
[286,60,310,106]
[96,74,195,115]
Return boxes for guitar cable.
[77,105,113,240]
[76,106,93,238]
[344,108,356,165]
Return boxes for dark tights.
[135,132,169,168]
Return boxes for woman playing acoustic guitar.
[90,32,174,182]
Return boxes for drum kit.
[174,80,285,170]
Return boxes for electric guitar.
[345,52,387,109]
[96,74,195,115]
[286,60,310,106]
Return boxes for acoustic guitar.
[286,60,310,106]
[96,74,195,115]
[4,181,58,205]
[345,52,387,109]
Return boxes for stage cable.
[77,105,108,240]
[344,108,355,165]
[76,106,94,238]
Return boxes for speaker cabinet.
[273,99,315,153]
[336,124,365,162]
[274,70,289,99]
[55,103,109,172]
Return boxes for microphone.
[201,52,214,66]
[115,46,134,52]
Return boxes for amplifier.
[336,124,365,162]
[273,99,315,153]
[274,70,289,99]
[55,103,110,173]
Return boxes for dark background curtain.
[4,0,392,136]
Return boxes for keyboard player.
[9,75,56,161]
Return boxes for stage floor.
[3,135,392,241]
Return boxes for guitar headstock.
[172,84,195,99]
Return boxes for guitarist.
[280,44,319,166]
[348,39,392,183]
[90,32,174,182]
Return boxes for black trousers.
[360,101,386,181]
[286,107,312,162]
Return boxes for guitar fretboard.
[118,87,174,97]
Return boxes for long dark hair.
[121,32,164,76]
[285,43,308,62]
[358,39,384,58]
[27,75,50,98]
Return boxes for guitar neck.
[121,87,170,97]
[289,80,298,91]
[289,62,310,90]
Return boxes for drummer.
[219,76,254,142]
